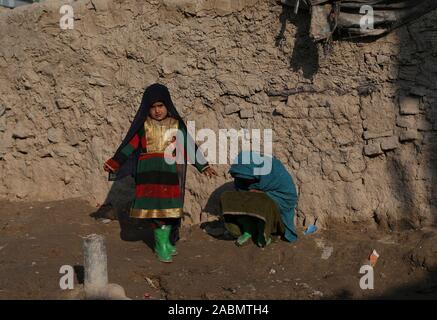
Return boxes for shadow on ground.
[89,176,156,250]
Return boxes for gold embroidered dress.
[106,116,208,219]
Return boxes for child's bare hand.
[103,163,113,173]
[104,158,120,174]
[104,162,119,174]
[202,167,217,178]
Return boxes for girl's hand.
[202,166,218,178]
[249,189,263,193]
[103,159,119,173]
[103,163,113,173]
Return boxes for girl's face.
[149,101,168,121]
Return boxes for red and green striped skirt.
[130,153,183,219]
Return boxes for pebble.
[269,268,276,275]
[311,290,324,297]
[247,284,256,291]
[300,283,310,289]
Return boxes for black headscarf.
[109,83,199,244]
[109,83,185,179]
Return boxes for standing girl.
[104,83,217,263]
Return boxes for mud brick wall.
[0,0,436,229]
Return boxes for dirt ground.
[0,198,436,300]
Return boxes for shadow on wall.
[203,181,235,217]
[376,12,437,230]
[339,6,437,229]
[382,155,419,230]
[199,182,236,239]
[278,0,437,229]
[275,4,319,80]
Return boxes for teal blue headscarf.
[229,151,298,242]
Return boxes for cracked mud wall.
[0,0,436,229]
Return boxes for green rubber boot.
[154,226,172,263]
[235,216,256,247]
[166,226,178,256]
[236,231,252,246]
[257,234,272,247]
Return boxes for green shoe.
[258,236,272,248]
[154,226,172,263]
[236,232,252,247]
[168,242,178,256]
[166,226,178,256]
